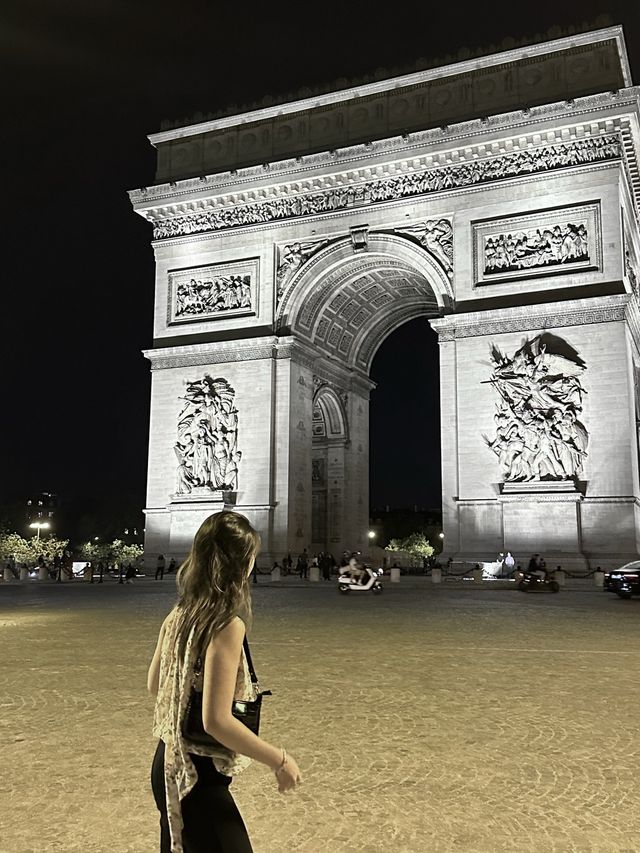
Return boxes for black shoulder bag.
[182,636,272,748]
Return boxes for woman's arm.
[201,616,285,771]
[147,614,170,696]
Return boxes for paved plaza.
[1,576,639,852]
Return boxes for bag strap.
[242,635,259,686]
[193,635,259,686]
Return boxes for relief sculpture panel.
[473,204,600,285]
[485,335,588,483]
[174,375,241,494]
[168,259,258,324]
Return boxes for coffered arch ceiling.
[277,232,449,373]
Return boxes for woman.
[147,511,302,852]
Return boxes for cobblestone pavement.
[1,577,639,852]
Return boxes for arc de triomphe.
[131,26,640,569]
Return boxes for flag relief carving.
[485,336,588,483]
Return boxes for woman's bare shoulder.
[210,616,245,649]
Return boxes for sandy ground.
[1,575,639,853]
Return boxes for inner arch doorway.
[277,230,451,558]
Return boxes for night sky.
[2,1,638,535]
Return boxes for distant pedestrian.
[296,549,309,579]
[155,554,166,581]
[503,551,515,577]
[319,552,331,581]
[168,558,176,574]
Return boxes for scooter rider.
[346,555,366,584]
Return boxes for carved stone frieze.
[396,218,453,279]
[130,95,636,209]
[473,204,600,284]
[151,135,620,240]
[168,259,258,324]
[174,375,241,494]
[484,335,588,483]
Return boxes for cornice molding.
[148,27,630,145]
[430,293,630,340]
[142,132,622,241]
[143,336,279,370]
[130,92,638,211]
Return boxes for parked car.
[606,561,640,598]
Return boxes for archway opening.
[369,316,441,550]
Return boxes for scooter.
[338,567,383,594]
[515,569,560,593]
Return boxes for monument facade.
[130,26,640,568]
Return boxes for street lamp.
[29,521,50,541]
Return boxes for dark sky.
[1,1,638,533]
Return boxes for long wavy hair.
[174,511,260,662]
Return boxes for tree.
[77,539,143,566]
[386,532,434,565]
[0,533,32,563]
[32,536,69,563]
[0,532,68,564]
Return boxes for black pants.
[155,568,164,580]
[151,740,253,853]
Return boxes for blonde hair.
[174,511,260,661]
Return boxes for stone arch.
[311,383,350,552]
[276,232,451,370]
[312,383,348,441]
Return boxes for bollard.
[4,565,12,582]
[390,567,401,583]
[594,570,604,588]
[554,570,566,586]
[84,565,93,582]
[309,565,320,582]
[38,565,48,581]
[270,566,281,582]
[20,566,29,582]
[431,567,442,584]
[472,568,483,584]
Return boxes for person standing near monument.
[156,554,166,580]
[296,549,309,579]
[147,510,301,853]
[503,551,515,577]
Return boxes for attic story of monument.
[130,25,640,569]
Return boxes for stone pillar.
[270,565,280,582]
[19,566,29,581]
[4,565,12,582]
[38,565,48,581]
[390,567,401,583]
[309,565,320,582]
[472,566,483,583]
[433,335,460,556]
[431,567,442,583]
[287,358,314,557]
[594,568,604,587]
